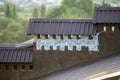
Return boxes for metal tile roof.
[93,7,120,23]
[27,19,96,35]
[0,48,33,63]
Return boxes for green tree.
[0,5,4,12]
[76,0,94,17]
[0,30,13,43]
[5,2,12,18]
[59,12,79,18]
[46,6,66,18]
[40,4,46,18]
[62,0,76,8]
[32,7,39,18]
[6,21,21,32]
[12,4,17,18]
[0,17,11,29]
[61,0,95,18]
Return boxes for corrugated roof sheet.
[0,48,33,63]
[0,40,33,63]
[27,19,96,35]
[93,7,120,23]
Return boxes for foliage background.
[0,0,119,43]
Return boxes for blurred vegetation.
[0,17,32,43]
[0,2,32,43]
[0,0,113,43]
[40,5,46,18]
[32,7,39,18]
[45,0,95,18]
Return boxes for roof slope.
[93,7,120,23]
[0,48,33,63]
[0,39,33,63]
[0,39,33,49]
[27,18,96,35]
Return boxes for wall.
[0,63,33,80]
[32,32,120,80]
[0,32,120,80]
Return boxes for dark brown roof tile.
[93,7,120,23]
[0,48,33,63]
[27,19,96,35]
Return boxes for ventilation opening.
[73,46,76,51]
[29,65,33,71]
[57,46,60,50]
[76,35,81,39]
[53,35,56,39]
[89,35,93,40]
[45,35,48,39]
[68,35,72,39]
[5,65,9,71]
[37,34,40,39]
[41,35,48,39]
[112,26,115,32]
[41,45,44,50]
[65,46,68,50]
[50,46,53,50]
[13,65,17,70]
[103,26,106,31]
[21,65,25,71]
[60,35,64,39]
[0,65,1,71]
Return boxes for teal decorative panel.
[36,34,99,51]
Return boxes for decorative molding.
[36,34,99,51]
